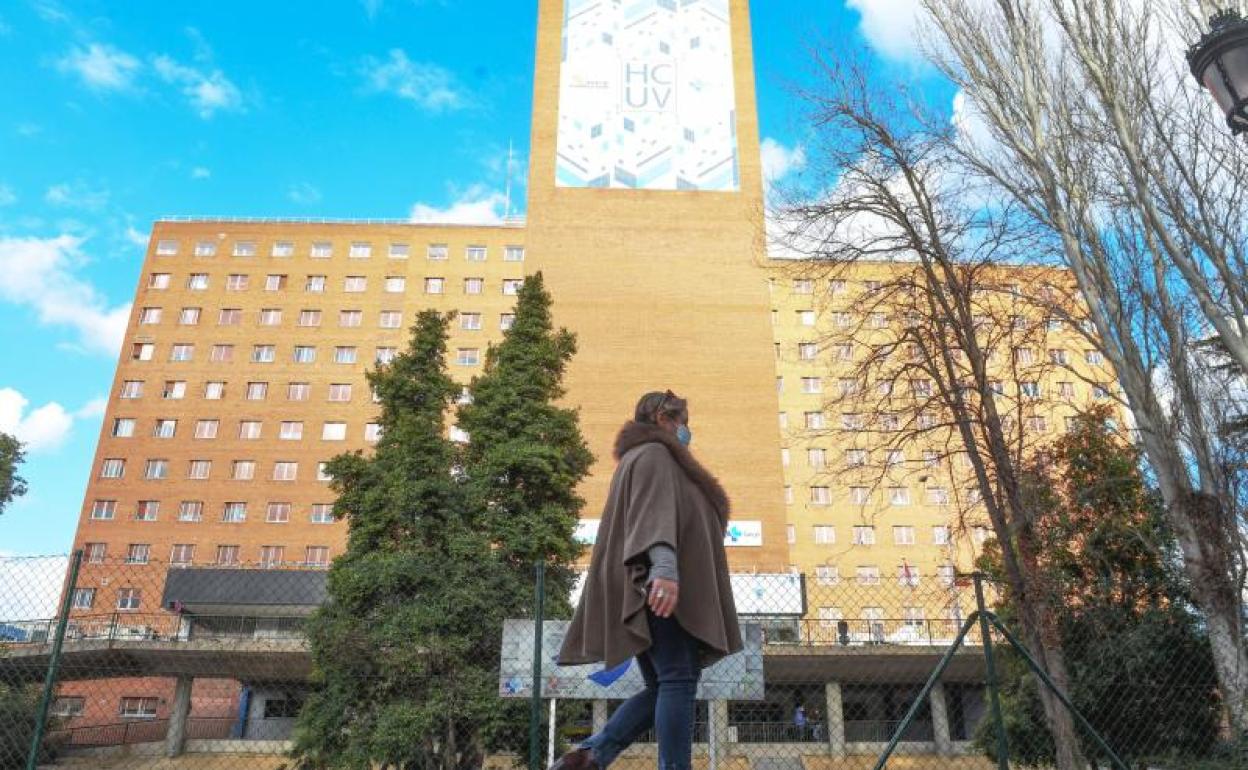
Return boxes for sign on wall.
[556,0,740,191]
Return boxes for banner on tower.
[556,0,740,192]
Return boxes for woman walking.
[552,390,742,770]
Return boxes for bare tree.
[769,60,1119,769]
[919,0,1248,734]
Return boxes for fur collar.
[614,421,731,527]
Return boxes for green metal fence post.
[529,560,546,770]
[974,573,1010,770]
[27,550,84,770]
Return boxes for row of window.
[138,306,513,330]
[53,696,157,719]
[790,523,961,547]
[773,276,1064,301]
[88,500,335,523]
[154,239,524,262]
[781,341,1106,368]
[147,272,524,296]
[78,542,331,570]
[777,375,1111,399]
[111,418,379,441]
[813,606,957,628]
[806,563,959,588]
[781,444,1066,470]
[98,457,341,481]
[130,342,484,366]
[117,379,473,403]
[781,484,964,507]
[777,308,1093,334]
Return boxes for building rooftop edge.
[156,215,527,228]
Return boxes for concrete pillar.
[592,699,608,734]
[708,699,729,770]
[930,682,953,756]
[165,675,193,757]
[825,681,846,757]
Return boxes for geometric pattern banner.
[556,0,740,191]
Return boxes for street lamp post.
[1188,9,1248,135]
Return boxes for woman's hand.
[647,577,679,618]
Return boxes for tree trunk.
[1026,634,1089,770]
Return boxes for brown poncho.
[558,422,743,669]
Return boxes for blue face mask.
[676,424,692,446]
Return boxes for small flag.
[588,659,632,687]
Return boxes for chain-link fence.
[0,552,1240,769]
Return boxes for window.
[933,525,951,545]
[112,418,136,438]
[364,423,383,442]
[927,487,951,505]
[800,377,822,394]
[880,413,901,431]
[260,546,285,568]
[310,503,334,523]
[781,448,790,467]
[71,590,95,610]
[389,243,410,259]
[427,243,448,261]
[188,460,212,479]
[233,241,257,257]
[137,501,159,522]
[1058,381,1076,398]
[322,422,347,441]
[144,459,168,480]
[889,486,911,505]
[380,311,403,329]
[869,312,889,329]
[1093,384,1110,400]
[797,342,817,361]
[90,500,117,520]
[132,343,155,361]
[504,245,525,262]
[259,308,282,326]
[279,421,304,440]
[893,526,916,545]
[119,696,157,718]
[849,486,870,505]
[100,459,126,478]
[384,276,406,293]
[215,545,241,565]
[296,309,322,328]
[845,448,867,467]
[209,344,233,363]
[502,279,524,295]
[222,502,247,523]
[216,308,242,326]
[125,544,150,564]
[1026,415,1049,433]
[265,273,288,291]
[232,460,256,480]
[287,382,311,401]
[194,241,217,257]
[815,566,839,586]
[245,382,268,401]
[829,279,848,296]
[852,526,876,545]
[204,381,225,400]
[1020,381,1041,398]
[457,348,480,366]
[424,277,445,294]
[500,313,515,331]
[813,525,836,544]
[898,564,921,587]
[1015,347,1036,365]
[273,461,298,481]
[305,275,326,293]
[793,279,813,294]
[349,241,372,259]
[84,543,107,563]
[339,310,363,327]
[327,383,352,402]
[784,485,793,504]
[807,447,827,468]
[817,606,843,627]
[225,274,249,291]
[375,347,397,364]
[344,276,367,292]
[238,420,263,440]
[466,245,487,262]
[272,241,294,258]
[139,307,162,325]
[334,346,357,364]
[796,310,816,326]
[120,380,144,399]
[856,566,880,586]
[170,544,195,566]
[178,501,203,522]
[885,450,905,467]
[459,312,483,331]
[149,273,172,290]
[938,564,956,586]
[1086,350,1105,365]
[972,525,991,545]
[153,419,177,439]
[786,524,796,544]
[293,345,316,363]
[902,605,925,625]
[317,462,332,481]
[310,241,332,259]
[187,273,209,290]
[251,345,276,363]
[266,502,291,523]
[834,344,853,362]
[464,277,484,295]
[809,485,831,505]
[305,546,330,567]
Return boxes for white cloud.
[362,49,467,112]
[152,55,243,118]
[0,555,70,618]
[0,388,73,452]
[288,182,322,205]
[0,15,11,36]
[410,185,508,225]
[761,137,806,183]
[0,184,15,206]
[845,0,925,61]
[124,225,148,247]
[74,396,108,419]
[56,43,141,91]
[15,123,42,138]
[191,166,211,179]
[361,0,384,18]
[44,181,109,210]
[0,235,131,355]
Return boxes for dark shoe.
[548,747,598,770]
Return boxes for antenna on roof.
[504,140,515,221]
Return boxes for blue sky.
[0,0,942,555]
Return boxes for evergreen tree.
[977,406,1222,766]
[0,432,27,517]
[293,310,513,770]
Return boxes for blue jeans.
[580,609,702,769]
